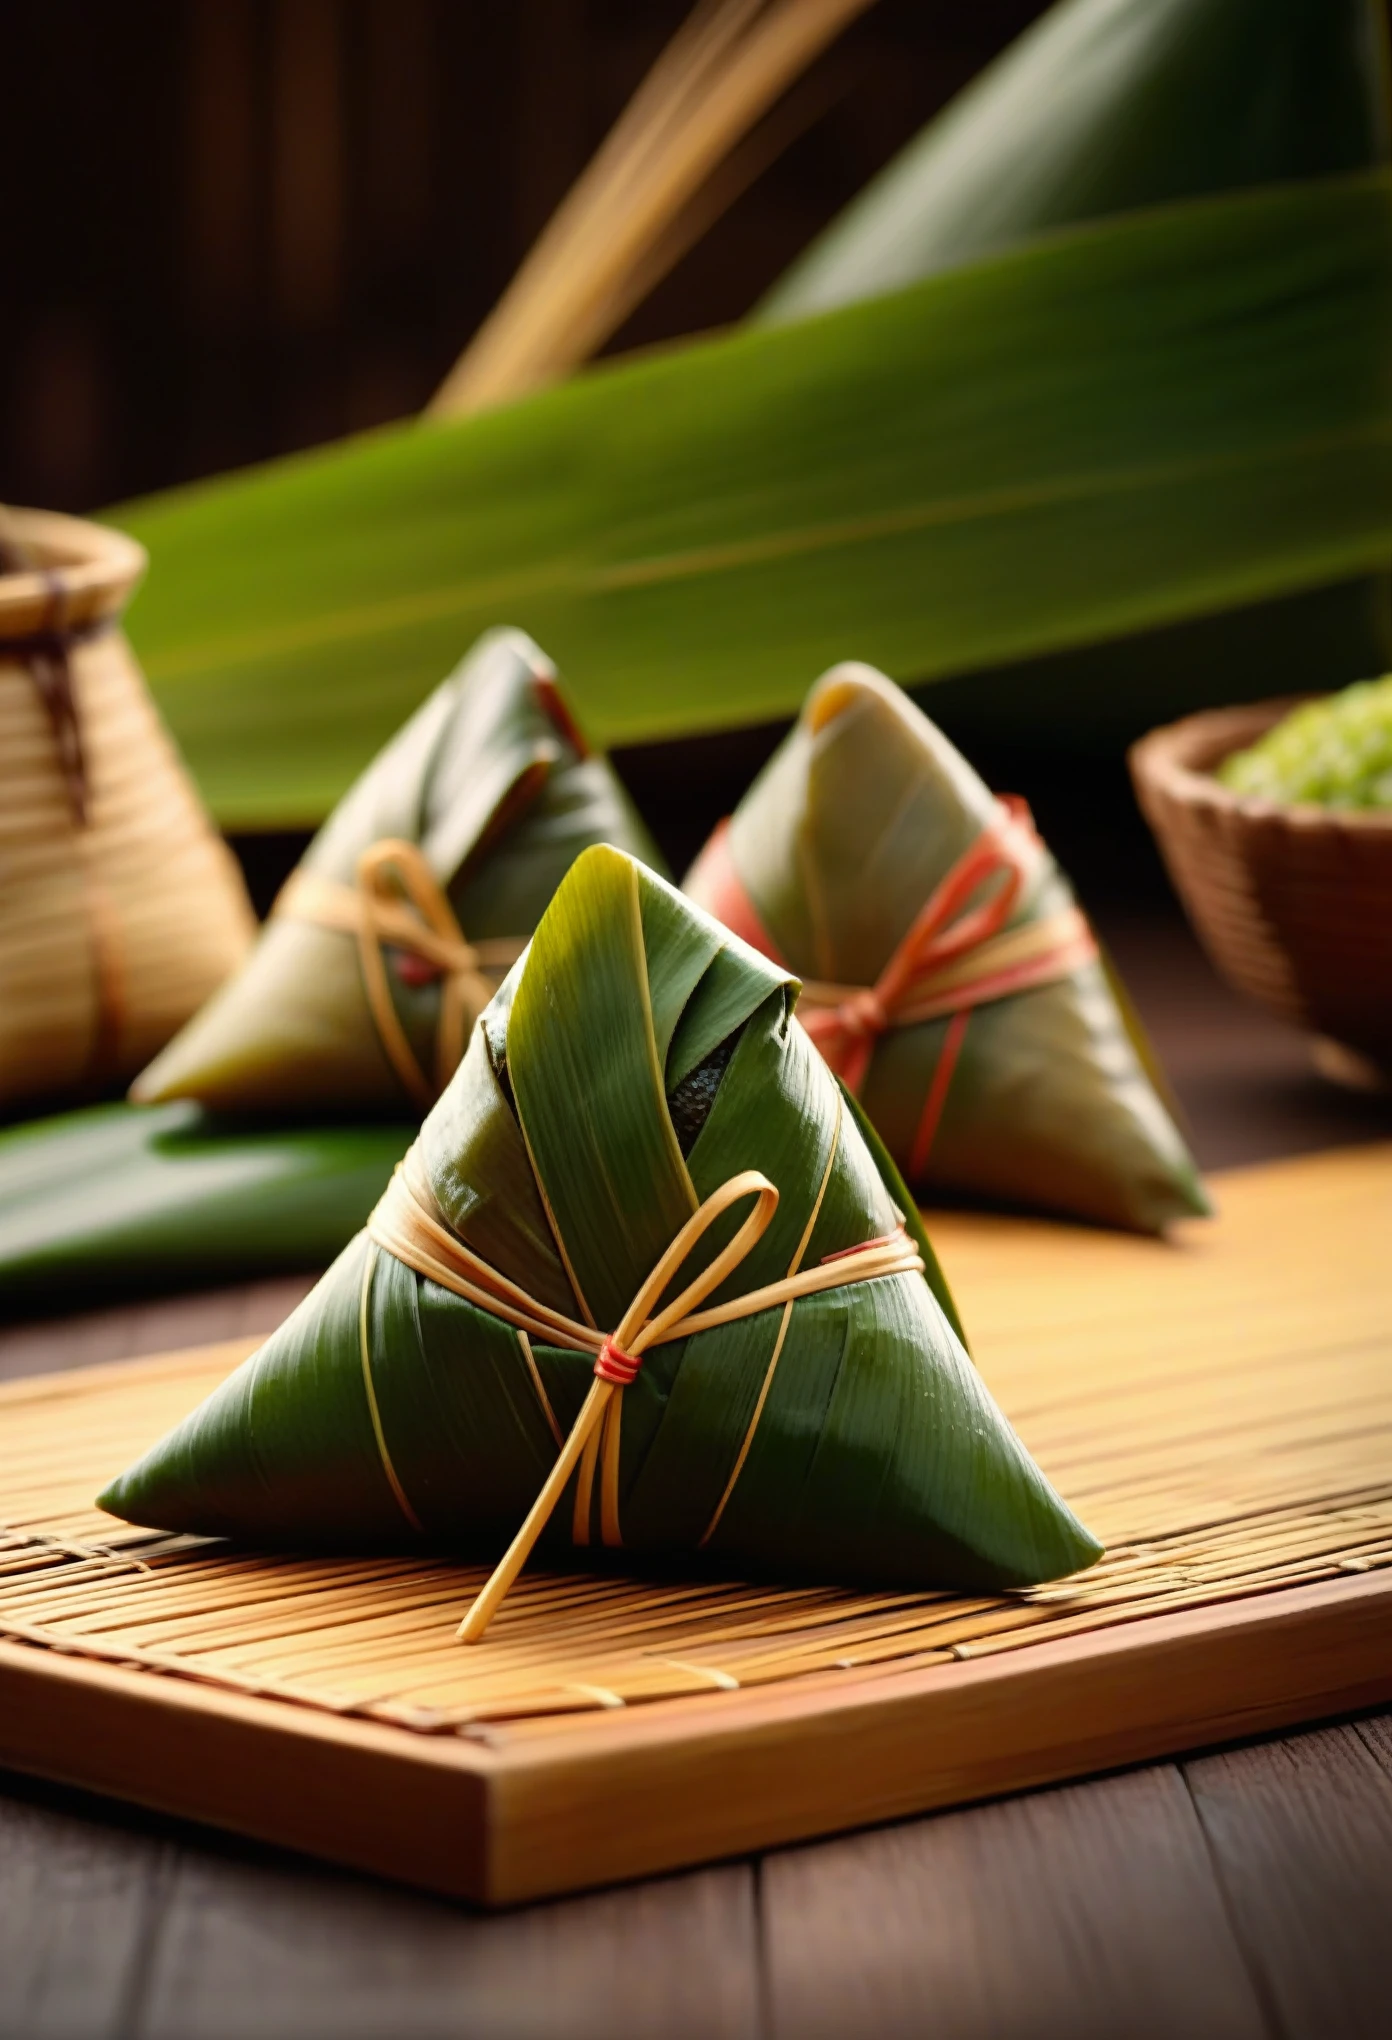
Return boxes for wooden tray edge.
[487,1570,1392,1902]
[2,1572,1388,1906]
[0,1635,499,1903]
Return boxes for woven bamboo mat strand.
[0,1144,1386,1732]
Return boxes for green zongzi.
[685,665,1207,1232]
[132,629,663,1113]
[100,845,1100,1626]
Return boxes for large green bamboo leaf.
[0,1104,410,1310]
[100,848,1098,1595]
[122,171,1392,823]
[758,0,1392,746]
[760,0,1389,320]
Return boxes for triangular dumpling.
[685,666,1207,1232]
[101,846,1100,1596]
[132,629,663,1113]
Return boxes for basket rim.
[0,505,147,637]
[1129,695,1392,837]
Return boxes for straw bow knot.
[351,840,500,1105]
[455,1168,785,1640]
[274,837,524,1107]
[364,1153,922,1641]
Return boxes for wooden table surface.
[2,906,1390,2040]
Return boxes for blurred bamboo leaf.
[757,0,1392,748]
[759,0,1390,321]
[121,171,1392,823]
[0,1104,410,1309]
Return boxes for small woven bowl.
[1129,699,1392,1080]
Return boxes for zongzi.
[684,665,1207,1232]
[132,629,664,1113]
[100,845,1101,1625]
[0,506,254,1109]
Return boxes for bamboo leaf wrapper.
[685,666,1205,1232]
[100,849,1099,1597]
[132,628,664,1111]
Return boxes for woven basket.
[0,506,255,1109]
[1130,699,1392,1078]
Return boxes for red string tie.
[841,988,888,1045]
[820,1225,906,1266]
[594,1337,641,1388]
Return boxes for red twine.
[594,1337,641,1387]
[687,796,1097,1179]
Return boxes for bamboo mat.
[0,1144,1388,1739]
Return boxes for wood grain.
[761,1765,1269,2040]
[0,1144,1388,1903]
[137,1851,758,2040]
[0,917,1386,2022]
[1185,1723,1392,2040]
[0,1777,168,2040]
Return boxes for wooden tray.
[1,1145,1388,1906]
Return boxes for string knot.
[840,988,888,1043]
[361,1156,927,1644]
[272,840,524,1107]
[594,1337,641,1388]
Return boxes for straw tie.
[274,839,525,1106]
[689,797,1099,1172]
[365,1150,923,1642]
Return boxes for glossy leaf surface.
[131,629,663,1111]
[116,169,1392,823]
[101,849,1100,1596]
[693,666,1208,1232]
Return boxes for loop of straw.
[274,840,524,1107]
[362,1148,922,1642]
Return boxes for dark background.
[4,0,1385,945]
[0,0,1048,515]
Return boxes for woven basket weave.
[0,506,255,1109]
[1130,699,1392,1077]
